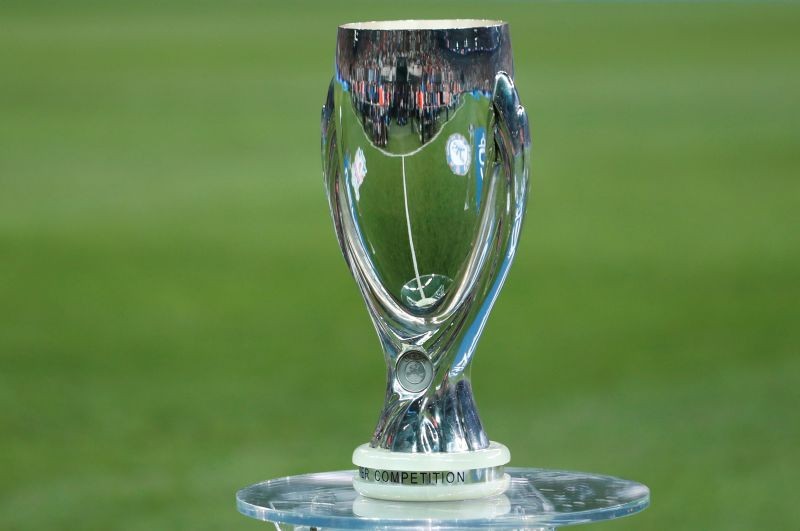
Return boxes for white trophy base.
[352,441,511,501]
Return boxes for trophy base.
[351,441,511,501]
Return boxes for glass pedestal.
[236,467,649,530]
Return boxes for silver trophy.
[235,19,650,527]
[322,19,530,501]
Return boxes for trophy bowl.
[322,19,531,501]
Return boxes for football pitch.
[1,1,798,529]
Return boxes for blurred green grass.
[1,1,798,529]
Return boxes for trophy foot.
[352,441,511,501]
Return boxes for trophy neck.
[371,369,489,452]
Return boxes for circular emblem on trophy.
[445,133,471,176]
[396,350,433,393]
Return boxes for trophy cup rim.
[339,19,507,31]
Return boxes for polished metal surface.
[236,468,650,529]
[322,20,530,453]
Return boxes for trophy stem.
[371,372,490,453]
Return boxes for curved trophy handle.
[321,80,343,257]
[322,78,428,332]
[446,72,531,376]
[491,72,531,220]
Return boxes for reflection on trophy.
[322,20,531,501]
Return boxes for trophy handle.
[486,70,532,287]
[491,72,531,220]
[322,78,411,335]
[321,79,345,260]
[444,72,531,375]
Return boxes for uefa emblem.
[351,146,367,200]
[445,133,471,176]
[395,350,433,393]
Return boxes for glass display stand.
[236,467,649,530]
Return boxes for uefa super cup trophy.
[322,20,530,501]
[235,19,650,527]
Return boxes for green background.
[1,1,798,529]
